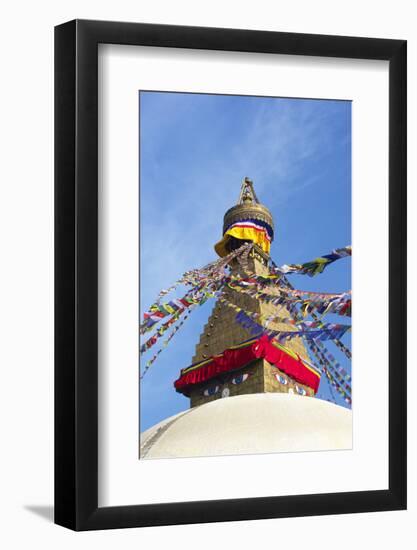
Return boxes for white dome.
[140,393,352,459]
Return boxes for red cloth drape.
[257,337,321,393]
[174,335,320,395]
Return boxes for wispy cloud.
[140,93,349,309]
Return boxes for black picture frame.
[55,19,407,531]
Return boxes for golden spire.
[223,178,274,236]
[214,177,274,258]
[238,177,260,204]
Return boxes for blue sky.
[139,91,351,432]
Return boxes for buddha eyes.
[203,385,220,397]
[231,373,249,385]
[275,373,288,385]
[202,373,250,396]
[274,374,307,395]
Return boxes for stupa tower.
[174,178,318,408]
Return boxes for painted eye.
[295,385,307,396]
[203,385,219,397]
[274,373,288,385]
[231,373,249,385]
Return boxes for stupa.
[173,178,319,407]
[140,178,352,459]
